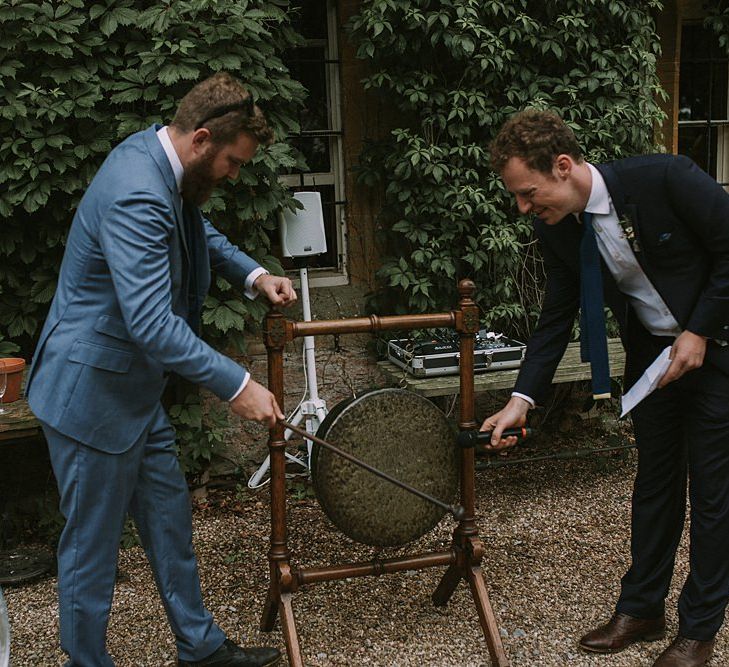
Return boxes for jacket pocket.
[68,340,132,373]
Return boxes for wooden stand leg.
[432,561,464,606]
[431,539,509,666]
[261,563,304,665]
[279,591,304,667]
[467,565,509,666]
[260,585,279,632]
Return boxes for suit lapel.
[183,205,211,332]
[173,197,188,261]
[143,125,190,262]
[596,162,647,268]
[595,163,627,216]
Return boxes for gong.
[311,388,458,547]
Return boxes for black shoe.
[178,639,281,667]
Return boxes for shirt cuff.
[511,392,535,408]
[228,372,251,402]
[244,267,269,300]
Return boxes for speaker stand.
[248,263,327,489]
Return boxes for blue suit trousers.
[43,404,225,666]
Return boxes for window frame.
[280,0,348,287]
[677,20,729,188]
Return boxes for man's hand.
[255,274,297,307]
[230,379,283,429]
[657,330,707,388]
[479,396,530,451]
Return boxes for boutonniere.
[618,214,640,253]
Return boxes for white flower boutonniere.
[619,214,640,253]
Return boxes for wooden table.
[0,376,41,443]
[378,338,626,398]
[0,376,53,584]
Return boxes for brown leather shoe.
[579,612,666,653]
[652,636,715,666]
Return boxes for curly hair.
[489,109,582,174]
[171,72,274,146]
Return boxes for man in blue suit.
[481,110,729,667]
[27,73,296,666]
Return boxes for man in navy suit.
[481,110,729,666]
[27,73,295,666]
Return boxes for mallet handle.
[457,427,533,448]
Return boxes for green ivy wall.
[0,0,307,357]
[350,0,666,339]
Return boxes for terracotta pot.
[0,358,26,404]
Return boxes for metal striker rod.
[279,419,465,521]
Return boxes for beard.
[181,148,224,207]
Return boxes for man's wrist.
[244,268,269,300]
[511,392,535,409]
[228,373,250,402]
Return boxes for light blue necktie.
[579,212,611,399]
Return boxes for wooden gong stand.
[259,279,509,666]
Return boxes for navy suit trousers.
[616,355,729,639]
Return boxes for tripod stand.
[248,262,327,488]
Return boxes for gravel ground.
[5,431,728,666]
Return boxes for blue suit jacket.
[27,125,260,452]
[513,154,729,404]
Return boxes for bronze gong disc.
[311,388,458,547]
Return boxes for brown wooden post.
[259,310,304,666]
[431,279,510,666]
[457,278,479,528]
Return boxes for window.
[678,22,729,186]
[280,1,347,284]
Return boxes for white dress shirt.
[156,126,263,401]
[585,163,681,337]
[513,162,682,408]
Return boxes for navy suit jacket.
[27,125,261,452]
[513,154,729,405]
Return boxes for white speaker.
[279,191,328,258]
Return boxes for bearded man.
[27,73,294,667]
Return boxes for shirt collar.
[584,162,611,215]
[156,126,183,194]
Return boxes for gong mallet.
[457,427,533,451]
[279,419,466,521]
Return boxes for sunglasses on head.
[194,96,255,130]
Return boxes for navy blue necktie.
[579,212,611,399]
